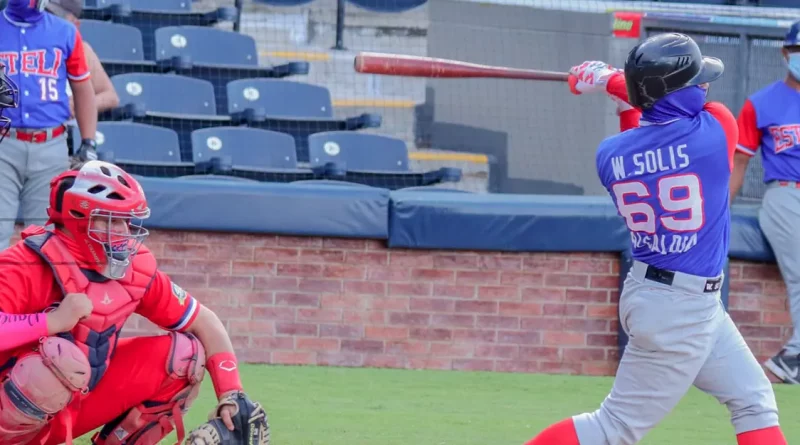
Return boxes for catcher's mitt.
[184,391,270,445]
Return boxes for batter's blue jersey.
[596,102,738,278]
[0,10,90,129]
[737,81,800,183]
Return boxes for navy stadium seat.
[79,20,159,78]
[307,132,462,190]
[226,79,382,162]
[82,0,237,60]
[71,122,195,177]
[79,20,144,62]
[190,127,318,182]
[252,0,315,5]
[130,0,190,11]
[346,0,427,12]
[154,26,309,112]
[758,0,797,6]
[105,73,231,160]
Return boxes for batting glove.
[568,61,620,95]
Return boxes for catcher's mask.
[0,63,18,144]
[48,161,150,280]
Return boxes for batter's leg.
[20,135,69,229]
[757,185,800,382]
[528,277,724,445]
[693,312,786,444]
[0,137,27,250]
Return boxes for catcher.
[0,159,269,444]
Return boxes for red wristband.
[206,352,243,398]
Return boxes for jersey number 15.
[611,173,704,234]
[38,78,59,101]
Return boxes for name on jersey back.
[608,144,700,257]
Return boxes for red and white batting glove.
[568,61,619,95]
[568,60,636,116]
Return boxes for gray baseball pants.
[0,132,69,250]
[573,261,779,444]
[759,182,800,355]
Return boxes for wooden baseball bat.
[354,52,569,82]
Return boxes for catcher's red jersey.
[0,239,199,346]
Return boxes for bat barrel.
[354,52,568,82]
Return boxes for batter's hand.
[46,293,93,335]
[568,61,620,95]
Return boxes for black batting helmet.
[624,33,724,110]
[0,63,18,144]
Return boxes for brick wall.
[107,230,792,378]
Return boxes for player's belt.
[631,260,723,294]
[4,125,67,143]
[776,181,800,189]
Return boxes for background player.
[523,33,785,445]
[0,161,269,444]
[0,0,98,251]
[43,0,120,118]
[729,20,800,385]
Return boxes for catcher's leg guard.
[92,332,206,445]
[0,337,90,445]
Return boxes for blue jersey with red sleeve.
[0,10,90,129]
[596,101,738,278]
[737,81,800,183]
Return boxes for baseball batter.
[523,33,786,445]
[0,0,98,251]
[730,20,800,385]
[0,160,269,442]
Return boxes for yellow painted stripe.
[260,51,330,61]
[409,151,489,164]
[332,99,416,108]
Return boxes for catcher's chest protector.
[22,227,157,391]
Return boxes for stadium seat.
[307,132,462,190]
[82,0,237,60]
[105,73,231,160]
[154,26,309,113]
[253,0,315,5]
[79,20,159,78]
[346,0,427,12]
[226,79,382,162]
[190,127,319,182]
[758,0,796,6]
[71,122,195,177]
[131,0,190,11]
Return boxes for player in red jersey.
[0,160,269,444]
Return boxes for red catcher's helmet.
[47,161,150,279]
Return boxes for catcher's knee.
[92,332,206,445]
[0,337,90,443]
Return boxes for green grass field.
[74,364,800,445]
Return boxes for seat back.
[227,79,333,118]
[155,26,258,66]
[191,127,298,169]
[308,132,409,172]
[112,73,218,115]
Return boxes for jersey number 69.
[611,173,704,234]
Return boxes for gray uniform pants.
[0,133,69,250]
[759,182,800,355]
[573,261,779,444]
